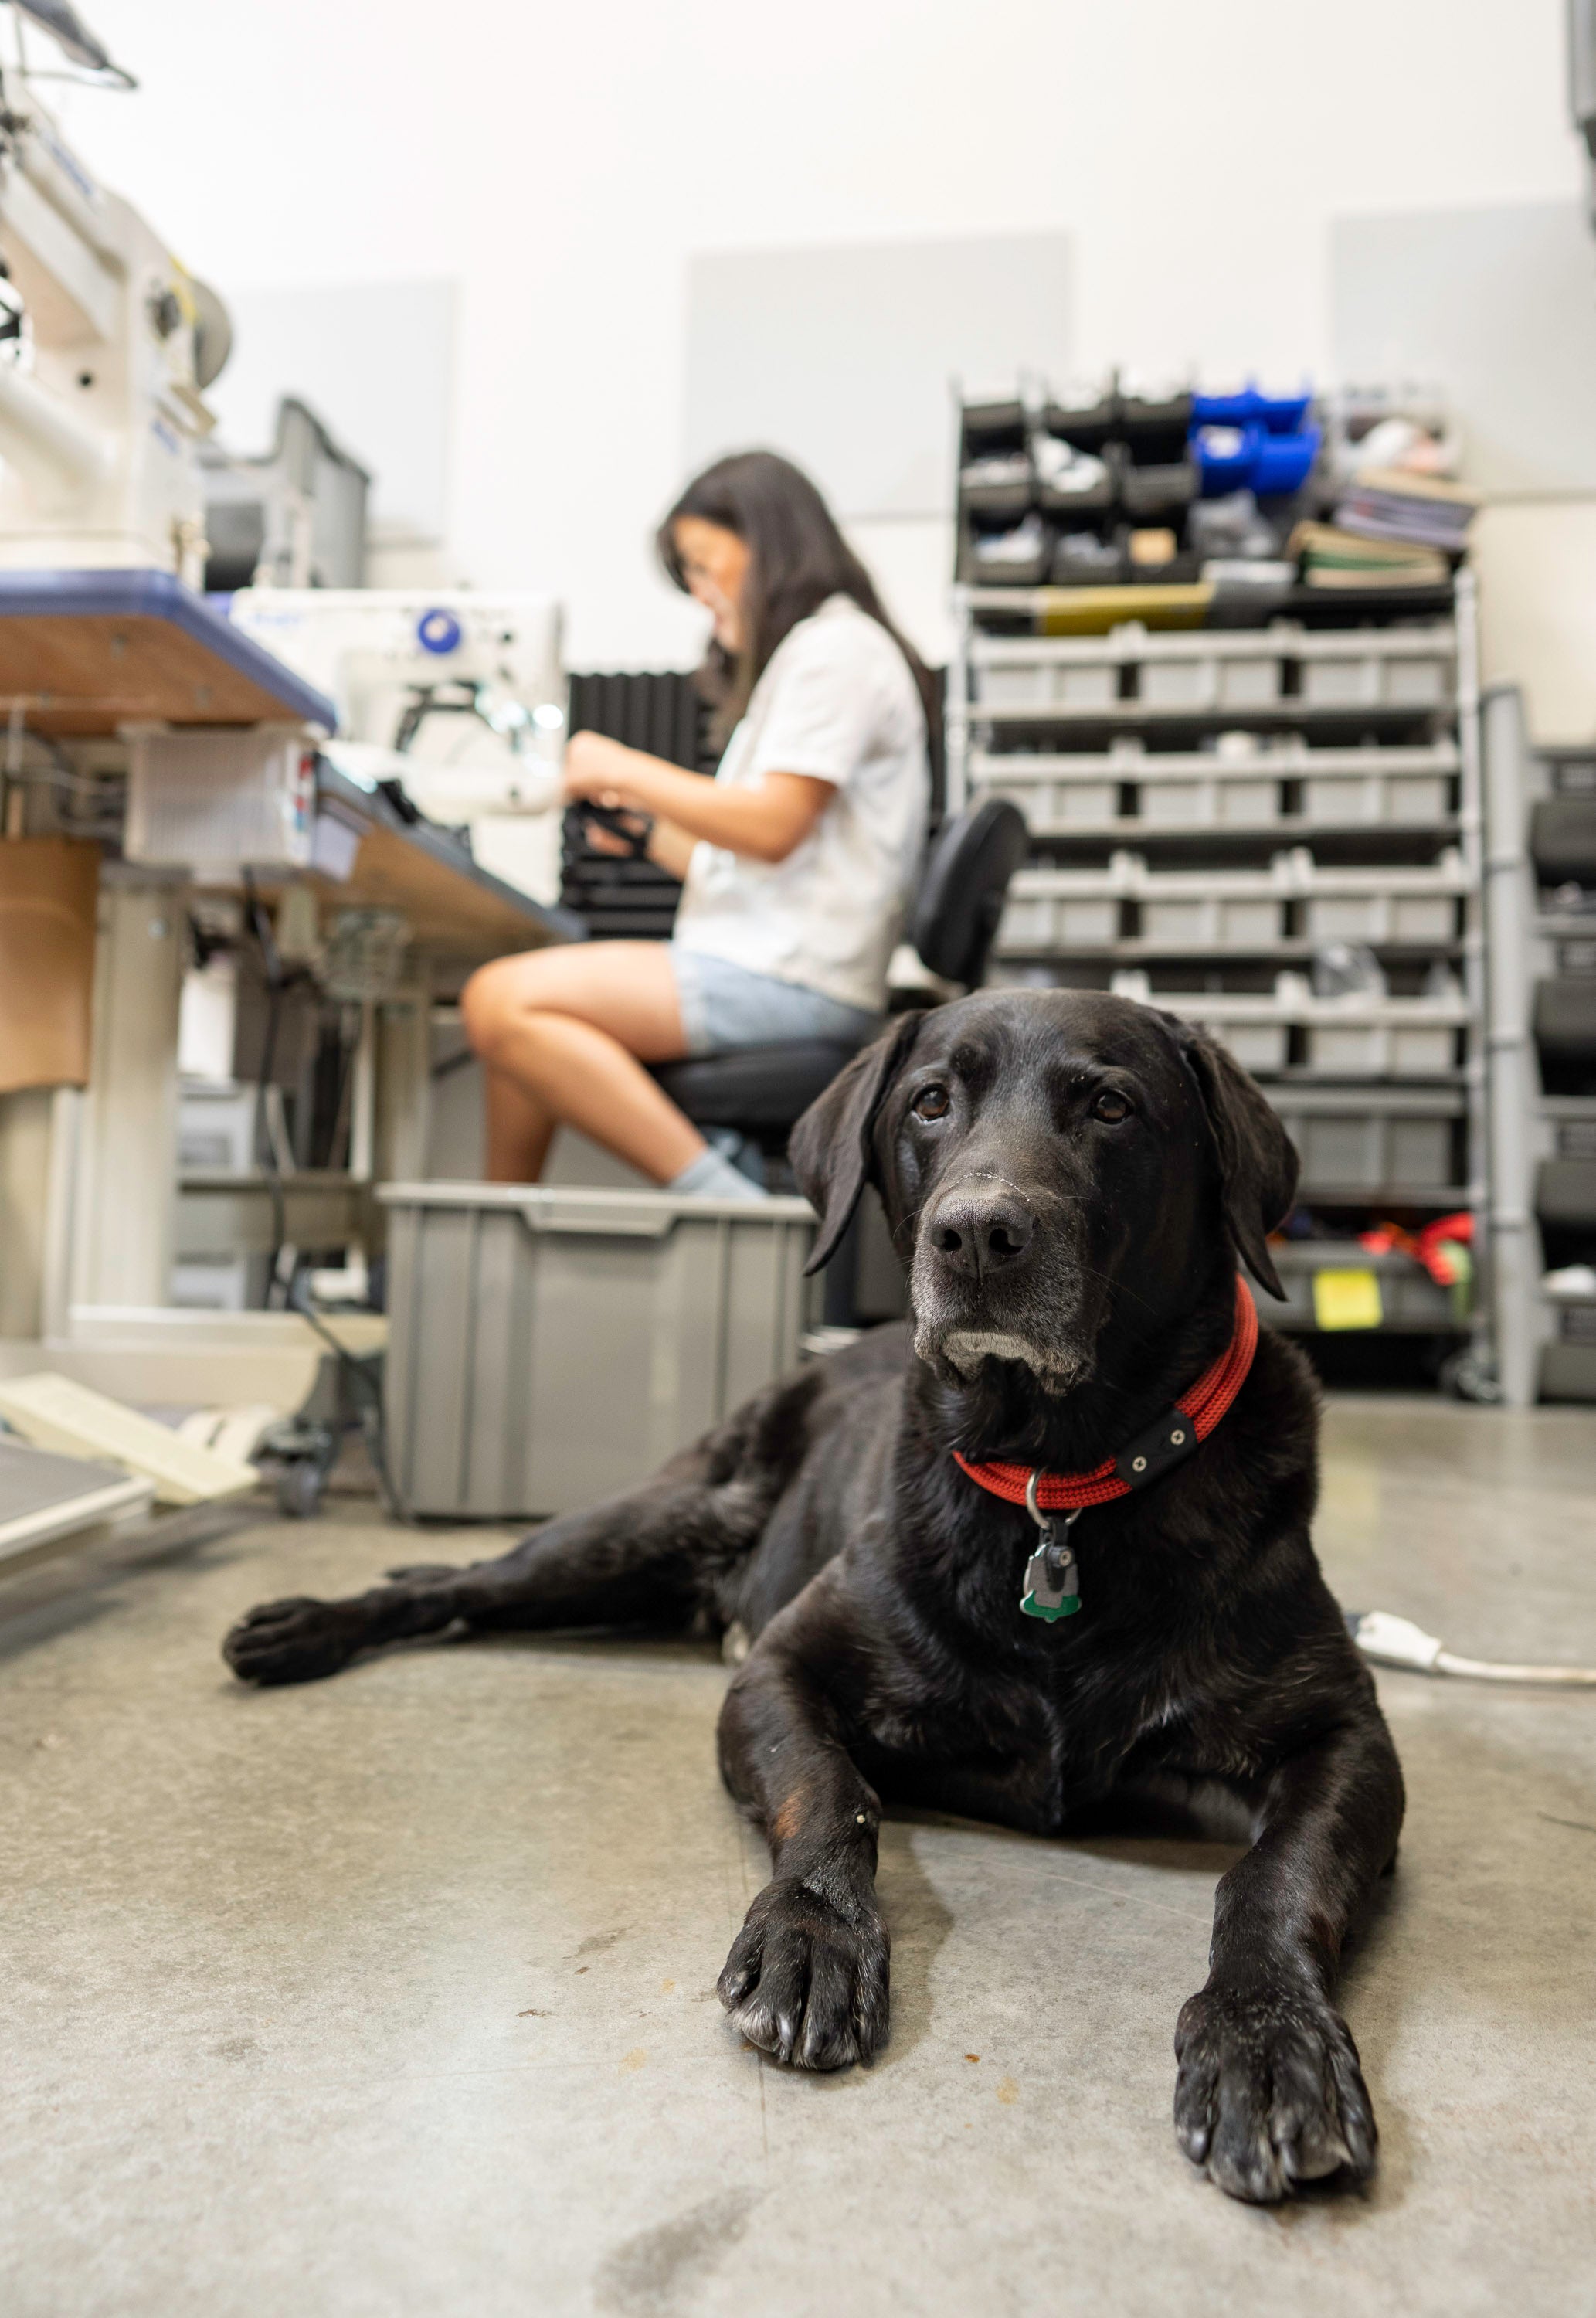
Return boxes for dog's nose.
[929,1188,1037,1278]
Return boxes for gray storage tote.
[381,1184,816,1518]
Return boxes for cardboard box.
[0,838,99,1093]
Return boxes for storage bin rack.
[1479,688,1596,1403]
[957,382,1200,591]
[947,569,1489,1366]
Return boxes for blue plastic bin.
[1194,422,1262,491]
[1191,386,1313,434]
[1250,421,1322,495]
[1194,419,1321,498]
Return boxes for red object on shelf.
[1359,1210,1472,1286]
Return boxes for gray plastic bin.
[380,1184,817,1518]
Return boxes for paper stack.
[1290,521,1449,590]
[1333,467,1480,553]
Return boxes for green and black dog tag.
[1020,1470,1082,1623]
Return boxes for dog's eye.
[1092,1089,1132,1123]
[911,1083,951,1121]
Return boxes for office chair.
[650,796,1029,1161]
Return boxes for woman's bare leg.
[483,1065,558,1183]
[462,940,707,1185]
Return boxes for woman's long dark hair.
[658,450,936,749]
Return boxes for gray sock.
[669,1147,769,1201]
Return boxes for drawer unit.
[1296,634,1454,711]
[1139,896,1284,945]
[1213,1021,1291,1072]
[977,662,1053,708]
[995,851,1466,960]
[1272,1248,1461,1333]
[1304,892,1458,943]
[998,893,1121,947]
[1048,779,1119,824]
[1141,658,1211,708]
[1218,654,1284,709]
[1137,654,1284,709]
[1384,654,1451,707]
[981,773,1121,824]
[1110,971,1468,1083]
[1137,772,1281,826]
[1540,1337,1596,1402]
[971,746,1455,835]
[1055,661,1120,707]
[1305,1023,1458,1076]
[1302,654,1381,708]
[976,649,1122,709]
[1268,1091,1463,1193]
[1302,772,1451,825]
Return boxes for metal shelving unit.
[1480,689,1596,1403]
[949,546,1488,1368]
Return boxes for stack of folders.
[1333,467,1480,554]
[1290,522,1449,590]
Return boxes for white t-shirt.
[673,593,929,1013]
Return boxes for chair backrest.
[911,797,1029,987]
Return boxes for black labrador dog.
[224,990,1404,2205]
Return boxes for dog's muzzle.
[911,1178,1091,1393]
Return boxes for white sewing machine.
[0,44,226,580]
[226,589,569,901]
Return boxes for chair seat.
[651,1035,871,1133]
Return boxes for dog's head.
[790,990,1296,1398]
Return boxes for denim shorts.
[670,945,881,1057]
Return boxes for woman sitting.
[461,450,933,1199]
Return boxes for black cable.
[243,871,290,1310]
[323,1004,360,1171]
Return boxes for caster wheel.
[1439,1348,1501,1405]
[276,1460,326,1520]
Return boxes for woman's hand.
[562,732,646,810]
[582,814,649,858]
[562,730,831,865]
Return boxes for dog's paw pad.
[1174,1983,1375,2203]
[718,1878,889,2072]
[221,1596,362,1686]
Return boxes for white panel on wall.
[1475,501,1596,740]
[206,280,456,546]
[842,516,958,669]
[1329,204,1596,494]
[684,235,1072,521]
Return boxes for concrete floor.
[4,1395,1596,2318]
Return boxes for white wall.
[52,0,1584,673]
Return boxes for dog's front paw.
[222,1596,365,1686]
[1173,1982,1376,2203]
[717,1877,889,2071]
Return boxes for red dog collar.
[953,1274,1259,1514]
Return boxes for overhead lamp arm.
[7,0,136,89]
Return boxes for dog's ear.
[789,1011,926,1274]
[1179,1027,1298,1300]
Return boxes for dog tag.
[1020,1471,1082,1623]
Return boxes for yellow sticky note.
[1312,1268,1384,1331]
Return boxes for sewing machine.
[226,589,569,902]
[0,66,226,580]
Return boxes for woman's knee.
[461,957,529,1059]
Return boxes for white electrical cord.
[1349,1609,1596,1687]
